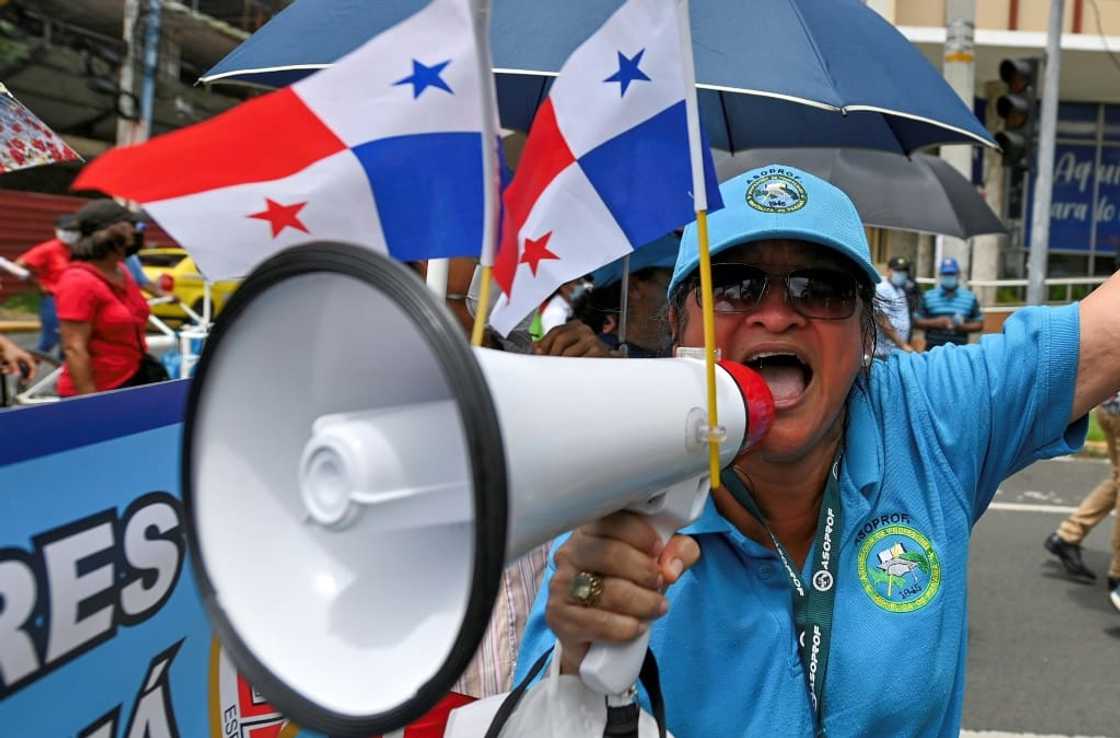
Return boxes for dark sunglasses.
[694,263,861,320]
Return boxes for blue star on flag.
[603,49,651,97]
[394,58,453,98]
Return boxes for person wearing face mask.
[913,257,982,349]
[11,214,81,354]
[873,256,915,356]
[55,199,167,396]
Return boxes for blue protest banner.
[0,381,473,738]
[0,381,309,738]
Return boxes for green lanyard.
[722,453,843,737]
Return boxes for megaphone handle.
[578,511,689,696]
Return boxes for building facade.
[868,0,1120,289]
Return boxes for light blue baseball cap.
[591,233,680,288]
[669,165,879,297]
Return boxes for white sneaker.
[1110,579,1120,613]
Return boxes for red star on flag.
[248,198,310,238]
[519,232,559,276]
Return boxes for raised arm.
[1071,271,1120,421]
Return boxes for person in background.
[895,255,922,318]
[0,333,35,377]
[443,257,482,335]
[581,233,679,358]
[13,214,80,354]
[122,223,169,300]
[913,257,982,349]
[539,278,592,336]
[1045,390,1120,611]
[449,261,606,699]
[873,255,915,357]
[56,200,164,397]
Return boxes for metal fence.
[916,276,1109,313]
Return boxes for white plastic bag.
[444,644,671,738]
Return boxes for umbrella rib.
[200,63,329,84]
[718,91,736,154]
[694,83,839,113]
[843,104,997,150]
[783,0,842,101]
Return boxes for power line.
[1088,0,1120,75]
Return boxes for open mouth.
[744,351,813,407]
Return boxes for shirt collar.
[680,382,883,540]
[680,494,733,536]
[837,378,882,525]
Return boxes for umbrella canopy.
[716,148,1007,240]
[202,0,995,155]
[0,83,79,173]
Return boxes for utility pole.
[1027,0,1065,305]
[940,0,976,280]
[138,0,162,141]
[116,0,143,145]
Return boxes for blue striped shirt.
[919,286,981,347]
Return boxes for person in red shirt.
[56,200,165,397]
[14,214,79,353]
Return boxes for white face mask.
[889,271,908,287]
[939,275,959,290]
[56,229,80,246]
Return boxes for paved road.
[963,456,1118,737]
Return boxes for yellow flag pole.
[470,265,493,347]
[694,209,722,489]
[675,0,722,488]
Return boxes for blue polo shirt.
[920,285,982,348]
[514,304,1086,738]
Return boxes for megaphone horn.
[183,242,772,737]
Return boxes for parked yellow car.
[137,248,239,321]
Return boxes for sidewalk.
[962,732,1116,738]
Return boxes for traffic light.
[994,58,1040,169]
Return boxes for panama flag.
[74,0,496,281]
[488,0,722,336]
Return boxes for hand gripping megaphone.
[182,243,773,737]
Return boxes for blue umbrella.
[202,0,995,155]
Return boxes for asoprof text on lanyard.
[723,453,842,737]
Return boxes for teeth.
[747,351,799,362]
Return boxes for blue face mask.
[889,271,908,288]
[940,275,959,290]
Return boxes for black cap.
[888,256,911,272]
[75,198,140,236]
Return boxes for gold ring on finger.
[570,570,604,607]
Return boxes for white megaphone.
[183,243,773,737]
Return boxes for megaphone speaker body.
[476,349,748,560]
[184,243,771,736]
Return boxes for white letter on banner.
[44,523,115,664]
[0,558,39,688]
[124,642,182,738]
[120,500,182,618]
